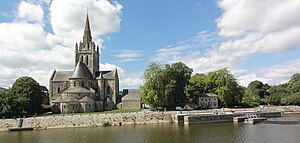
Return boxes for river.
[0,114,299,143]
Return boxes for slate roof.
[62,86,93,94]
[199,93,218,97]
[122,89,141,101]
[97,69,118,80]
[70,61,93,79]
[63,95,79,102]
[51,71,73,81]
[52,96,63,103]
[79,96,94,102]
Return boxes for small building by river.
[198,93,218,109]
[121,89,141,109]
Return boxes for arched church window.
[57,87,60,94]
[81,56,83,62]
[74,82,76,87]
[82,81,84,87]
[86,55,89,65]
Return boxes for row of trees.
[243,73,300,107]
[141,62,300,110]
[141,62,243,110]
[0,76,45,116]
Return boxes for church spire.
[83,13,92,44]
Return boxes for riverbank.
[0,105,299,131]
[0,111,173,131]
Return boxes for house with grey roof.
[121,89,141,109]
[198,93,218,109]
[49,13,119,114]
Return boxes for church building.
[49,14,119,113]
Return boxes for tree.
[141,63,164,109]
[242,80,270,107]
[141,62,192,110]
[264,84,287,105]
[185,73,208,103]
[290,73,300,83]
[0,90,28,116]
[168,62,193,107]
[9,76,43,114]
[207,68,242,107]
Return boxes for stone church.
[49,14,119,113]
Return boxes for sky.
[1,0,300,90]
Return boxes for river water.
[0,114,299,143]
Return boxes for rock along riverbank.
[0,111,173,131]
[0,106,299,131]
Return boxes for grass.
[43,109,141,116]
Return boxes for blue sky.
[1,0,300,89]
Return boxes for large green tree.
[141,63,164,108]
[141,62,192,110]
[0,91,28,115]
[185,73,208,103]
[242,80,270,107]
[168,62,193,107]
[9,76,44,114]
[207,68,243,107]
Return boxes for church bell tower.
[75,13,99,77]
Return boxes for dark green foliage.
[242,80,270,107]
[141,63,300,110]
[141,62,192,110]
[245,73,300,106]
[290,73,300,83]
[263,74,300,106]
[0,90,28,116]
[206,68,243,107]
[0,76,44,116]
[9,76,44,114]
[185,73,208,103]
[42,104,52,113]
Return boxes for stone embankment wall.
[259,106,300,113]
[184,114,233,124]
[0,111,173,131]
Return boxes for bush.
[42,104,52,113]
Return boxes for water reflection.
[0,114,299,143]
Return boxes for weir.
[182,111,282,125]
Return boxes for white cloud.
[49,0,122,48]
[113,50,143,63]
[217,0,300,38]
[0,0,123,88]
[120,72,143,89]
[17,1,44,23]
[152,31,218,64]
[100,63,143,89]
[114,50,142,59]
[153,0,300,87]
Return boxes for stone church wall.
[51,81,68,100]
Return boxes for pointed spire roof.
[83,13,92,43]
[70,61,93,79]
